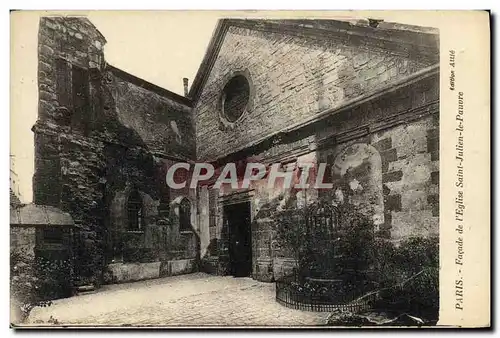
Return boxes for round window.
[222,75,250,122]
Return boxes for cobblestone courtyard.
[27,273,329,327]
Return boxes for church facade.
[33,16,439,287]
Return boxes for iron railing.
[275,278,375,313]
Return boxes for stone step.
[76,284,95,294]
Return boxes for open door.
[224,202,252,277]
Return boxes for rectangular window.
[179,198,191,231]
[43,227,64,244]
[72,65,90,112]
[34,157,61,207]
[55,59,91,132]
[55,58,72,109]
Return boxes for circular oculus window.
[221,75,250,123]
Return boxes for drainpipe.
[183,78,189,97]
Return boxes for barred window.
[34,156,61,207]
[71,65,90,133]
[179,198,191,231]
[72,65,90,113]
[127,190,143,231]
[55,58,72,109]
[54,58,90,132]
[43,227,64,244]
[208,187,218,238]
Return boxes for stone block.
[391,210,438,240]
[106,262,161,283]
[40,45,54,56]
[254,260,273,282]
[373,137,392,151]
[160,259,197,277]
[353,53,370,68]
[38,100,55,119]
[272,257,297,281]
[385,194,402,212]
[427,194,439,217]
[200,256,219,275]
[427,128,439,140]
[39,61,53,74]
[431,171,439,185]
[376,229,392,239]
[39,90,57,102]
[401,190,427,211]
[194,25,430,161]
[383,211,392,228]
[381,148,397,163]
[39,83,55,93]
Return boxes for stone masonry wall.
[371,115,439,241]
[107,69,195,159]
[10,226,37,256]
[195,24,437,161]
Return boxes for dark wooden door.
[225,202,252,277]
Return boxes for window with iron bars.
[127,190,144,231]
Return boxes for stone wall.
[34,17,197,286]
[195,23,438,161]
[34,17,440,285]
[106,67,195,159]
[10,226,36,256]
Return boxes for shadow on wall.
[327,143,385,230]
[248,141,386,281]
[72,66,198,285]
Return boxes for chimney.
[183,78,189,97]
[368,18,383,28]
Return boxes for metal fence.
[275,279,375,313]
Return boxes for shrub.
[272,198,439,322]
[373,236,439,321]
[11,248,73,322]
[10,249,50,322]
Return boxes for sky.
[10,11,219,203]
[88,11,218,94]
[10,10,449,203]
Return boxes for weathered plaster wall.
[331,143,385,227]
[195,24,437,161]
[107,70,195,159]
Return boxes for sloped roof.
[106,63,193,107]
[188,18,440,103]
[10,204,74,227]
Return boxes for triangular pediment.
[189,18,439,103]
